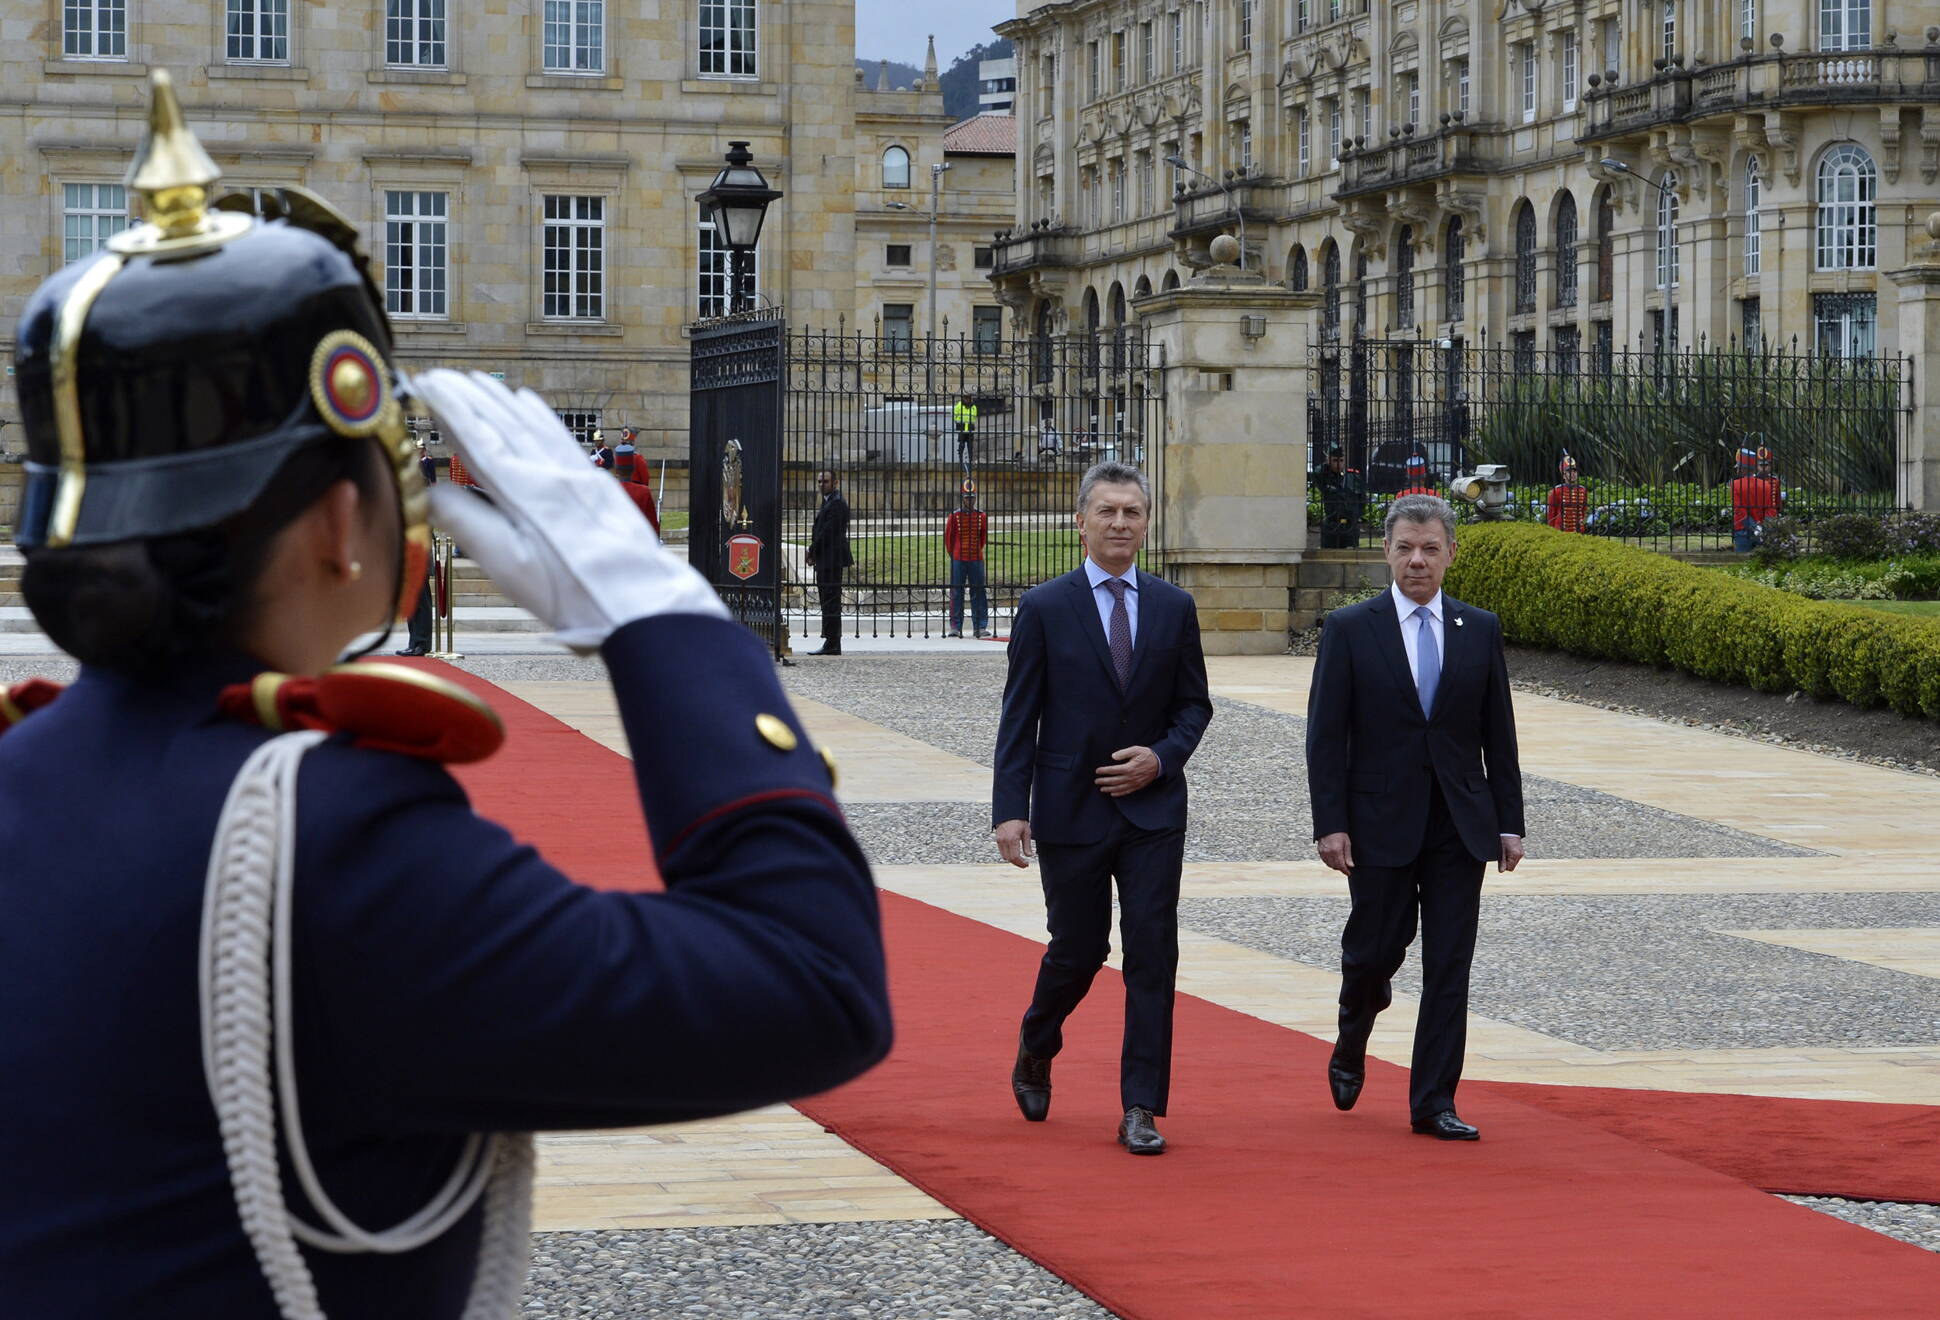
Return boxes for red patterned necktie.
[1104,577,1133,690]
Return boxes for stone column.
[1886,213,1940,512]
[1135,235,1316,654]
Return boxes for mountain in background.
[855,36,1014,122]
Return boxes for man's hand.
[1095,746,1160,797]
[995,819,1035,868]
[1317,831,1355,876]
[1499,835,1525,873]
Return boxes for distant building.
[979,57,1018,114]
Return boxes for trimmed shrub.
[1815,513,1891,560]
[1445,523,1940,719]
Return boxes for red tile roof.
[942,114,1017,156]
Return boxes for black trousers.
[1337,780,1485,1122]
[815,567,843,645]
[1021,815,1185,1115]
[406,557,434,651]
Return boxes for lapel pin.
[1454,616,1464,628]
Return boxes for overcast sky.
[856,0,1014,67]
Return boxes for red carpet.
[434,664,1940,1317]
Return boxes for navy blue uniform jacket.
[1305,590,1525,867]
[0,614,891,1317]
[992,567,1213,845]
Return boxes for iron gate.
[689,315,786,655]
[784,324,1167,639]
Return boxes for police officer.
[1313,445,1364,548]
[0,72,889,1319]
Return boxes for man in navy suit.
[1305,494,1524,1141]
[992,462,1213,1155]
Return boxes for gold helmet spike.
[111,70,250,256]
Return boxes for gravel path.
[1176,892,1940,1051]
[521,1222,1115,1319]
[1784,1198,1940,1255]
[778,656,1812,865]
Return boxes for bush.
[1751,516,1804,562]
[1721,552,1940,600]
[1815,513,1891,560]
[1444,523,1940,718]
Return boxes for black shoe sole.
[1411,1124,1481,1141]
[1117,1135,1167,1155]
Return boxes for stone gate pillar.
[1135,236,1316,655]
[1887,213,1940,512]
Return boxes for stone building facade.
[0,0,862,459]
[991,0,1940,363]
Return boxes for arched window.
[1394,228,1415,328]
[1082,287,1101,370]
[1555,193,1578,309]
[1352,252,1368,334]
[1288,245,1308,291]
[1656,172,1680,289]
[1161,268,1181,291]
[1134,274,1153,297]
[882,145,911,189]
[1595,187,1615,302]
[1108,282,1127,325]
[1744,158,1762,276]
[1514,202,1537,313]
[1321,240,1341,340]
[1815,144,1876,270]
[1444,216,1465,323]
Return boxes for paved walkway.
[495,653,1940,1238]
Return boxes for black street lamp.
[697,140,783,315]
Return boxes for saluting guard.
[0,72,890,1319]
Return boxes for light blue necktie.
[1414,605,1440,718]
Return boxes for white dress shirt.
[1390,581,1443,684]
[1084,558,1139,645]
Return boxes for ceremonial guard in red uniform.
[1396,454,1440,499]
[0,74,889,1319]
[1730,446,1783,552]
[944,479,991,638]
[1545,454,1589,533]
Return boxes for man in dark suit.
[805,468,853,656]
[1305,493,1524,1141]
[992,462,1213,1155]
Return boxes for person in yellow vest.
[953,395,979,467]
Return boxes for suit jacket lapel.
[1433,596,1464,724]
[1064,570,1120,690]
[1124,568,1158,688]
[1368,589,1424,720]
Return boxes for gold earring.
[347,560,363,581]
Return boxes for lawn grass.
[843,528,1165,587]
[1845,599,1940,618]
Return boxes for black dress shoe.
[805,644,842,656]
[1411,1110,1480,1141]
[1327,1053,1364,1112]
[1011,1043,1052,1122]
[1118,1106,1166,1155]
[393,645,429,657]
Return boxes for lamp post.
[1164,154,1244,271]
[1601,156,1679,347]
[697,141,783,316]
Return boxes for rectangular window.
[1113,31,1126,91]
[697,206,758,318]
[1236,122,1252,171]
[1088,41,1100,99]
[1593,320,1614,374]
[384,190,448,319]
[1141,21,1155,82]
[1039,55,1055,116]
[1171,10,1184,70]
[1328,0,1341,22]
[1237,0,1252,53]
[1327,100,1342,165]
[1512,330,1536,375]
[1520,44,1537,121]
[556,411,601,448]
[1137,151,1153,213]
[1554,325,1581,375]
[385,0,446,67]
[1356,89,1370,140]
[1819,0,1869,51]
[973,306,1002,354]
[1745,162,1762,276]
[543,0,604,74]
[1404,73,1420,130]
[883,303,914,351]
[1603,18,1621,74]
[62,183,130,264]
[1742,0,1757,44]
[1456,60,1471,116]
[1297,109,1311,176]
[1562,31,1579,111]
[227,0,290,62]
[973,245,994,269]
[63,0,127,59]
[1111,161,1124,222]
[1741,296,1761,347]
[1662,0,1676,63]
[1813,292,1876,357]
[699,0,757,78]
[885,243,911,267]
[1298,0,1310,31]
[542,194,604,320]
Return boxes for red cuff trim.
[663,787,845,857]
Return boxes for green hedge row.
[1443,523,1940,719]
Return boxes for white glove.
[411,370,726,652]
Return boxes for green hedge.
[1443,523,1940,719]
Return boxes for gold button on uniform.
[755,713,798,752]
[818,745,840,788]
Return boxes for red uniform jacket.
[1546,482,1588,533]
[945,509,988,562]
[1731,475,1781,530]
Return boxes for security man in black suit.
[992,462,1213,1155]
[1305,492,1524,1141]
[0,72,889,1318]
[805,467,853,655]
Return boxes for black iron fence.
[1308,336,1910,552]
[784,324,1167,639]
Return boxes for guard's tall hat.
[11,70,429,622]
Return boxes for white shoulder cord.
[198,731,534,1319]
